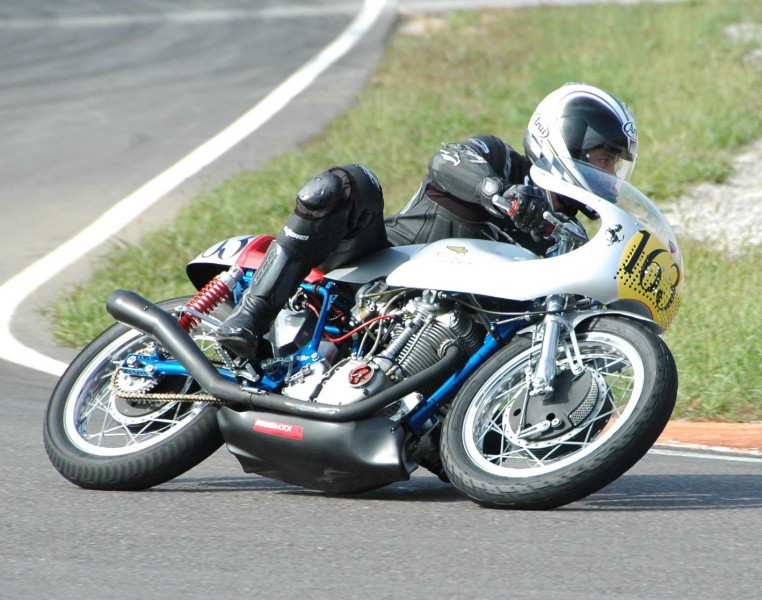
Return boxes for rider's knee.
[295,170,347,219]
[294,165,383,220]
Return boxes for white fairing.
[387,157,681,307]
[386,230,632,302]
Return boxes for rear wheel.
[441,316,677,509]
[43,297,230,490]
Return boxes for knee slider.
[296,171,346,218]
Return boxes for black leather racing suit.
[277,134,550,276]
[384,134,546,253]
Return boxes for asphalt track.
[1,2,760,598]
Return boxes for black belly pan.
[217,407,414,494]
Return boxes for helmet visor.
[558,96,638,180]
[584,143,636,181]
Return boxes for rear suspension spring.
[178,267,244,332]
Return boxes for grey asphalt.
[1,0,396,363]
[1,2,760,599]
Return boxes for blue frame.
[406,320,525,435]
[119,281,528,434]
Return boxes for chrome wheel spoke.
[63,308,220,457]
[463,332,644,477]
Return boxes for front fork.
[527,294,586,399]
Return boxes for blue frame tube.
[300,283,336,357]
[407,321,526,435]
[151,360,237,382]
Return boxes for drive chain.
[109,368,232,405]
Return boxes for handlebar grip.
[491,194,519,216]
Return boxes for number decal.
[617,229,683,329]
[622,229,651,274]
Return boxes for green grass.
[52,0,762,420]
[665,242,762,421]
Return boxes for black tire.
[441,316,677,509]
[43,297,229,491]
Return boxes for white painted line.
[0,0,390,377]
[650,448,762,464]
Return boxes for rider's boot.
[217,166,383,360]
[216,240,311,360]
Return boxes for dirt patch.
[664,139,762,256]
[663,23,762,254]
[658,421,762,455]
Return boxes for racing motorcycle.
[43,156,683,509]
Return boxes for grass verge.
[52,1,762,420]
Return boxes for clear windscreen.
[532,156,679,253]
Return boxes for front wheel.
[43,297,229,490]
[441,316,677,509]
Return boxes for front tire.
[43,297,229,490]
[441,316,677,509]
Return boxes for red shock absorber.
[178,267,244,332]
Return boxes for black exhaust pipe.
[106,290,463,422]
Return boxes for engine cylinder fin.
[385,306,484,397]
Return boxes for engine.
[279,287,484,405]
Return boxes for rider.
[216,83,639,359]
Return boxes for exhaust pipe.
[106,290,463,422]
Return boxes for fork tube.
[530,295,565,398]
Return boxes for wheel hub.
[114,370,160,395]
[505,369,605,445]
[109,369,174,425]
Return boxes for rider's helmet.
[523,83,638,213]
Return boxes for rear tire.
[43,297,228,490]
[441,316,677,509]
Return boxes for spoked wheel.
[44,297,230,490]
[441,316,677,509]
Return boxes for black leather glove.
[503,184,549,235]
[476,176,506,218]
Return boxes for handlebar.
[491,194,519,216]
[490,194,589,252]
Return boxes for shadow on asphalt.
[150,473,466,503]
[152,473,762,510]
[568,474,762,511]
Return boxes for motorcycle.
[43,156,683,509]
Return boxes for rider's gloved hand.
[477,176,506,218]
[503,184,550,235]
